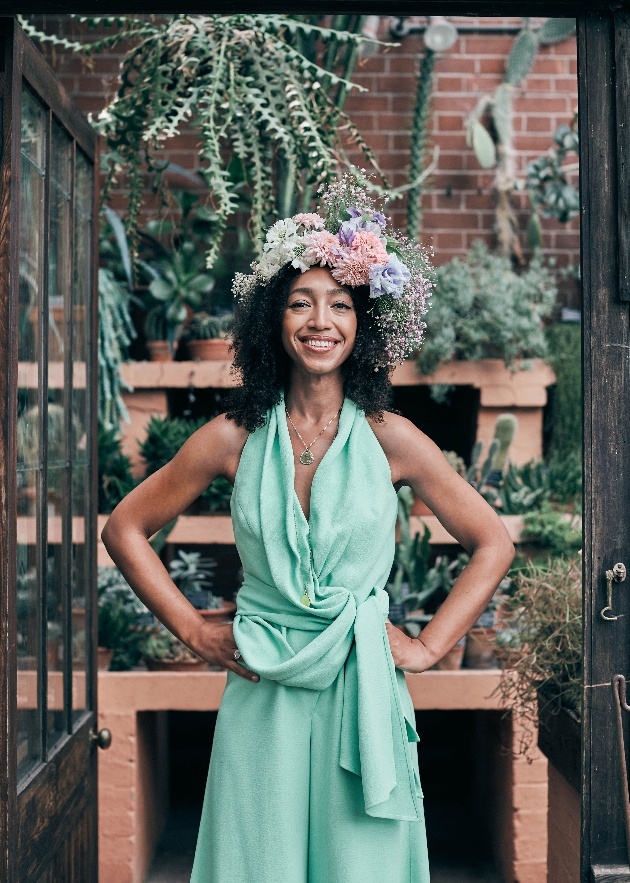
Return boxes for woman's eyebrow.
[289,287,351,297]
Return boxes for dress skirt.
[190,641,430,883]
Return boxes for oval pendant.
[301,591,311,607]
[299,450,314,466]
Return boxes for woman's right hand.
[192,621,259,682]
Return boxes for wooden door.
[0,18,100,883]
[579,11,630,882]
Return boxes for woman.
[101,177,514,883]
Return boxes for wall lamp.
[390,16,459,52]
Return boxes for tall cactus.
[465,17,576,259]
[406,47,436,241]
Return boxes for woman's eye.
[288,300,309,309]
[332,301,353,310]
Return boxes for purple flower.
[369,254,410,299]
[338,221,357,246]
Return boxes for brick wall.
[31,14,579,295]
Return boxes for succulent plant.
[183,312,233,341]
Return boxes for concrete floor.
[143,802,502,883]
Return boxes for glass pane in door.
[71,148,92,723]
[16,87,46,780]
[46,119,73,748]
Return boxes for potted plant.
[142,627,209,671]
[415,240,558,377]
[180,311,233,361]
[140,191,219,360]
[97,566,155,671]
[168,549,236,622]
[491,555,581,759]
[143,304,174,361]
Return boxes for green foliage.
[169,549,219,609]
[466,438,500,491]
[493,555,582,756]
[97,566,153,670]
[526,122,579,246]
[98,211,138,430]
[464,17,576,257]
[141,627,202,663]
[486,454,581,515]
[139,415,206,476]
[544,322,582,456]
[201,476,233,512]
[416,241,557,376]
[98,424,136,514]
[493,414,518,472]
[21,14,388,267]
[181,311,233,341]
[406,47,437,240]
[521,505,581,556]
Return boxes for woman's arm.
[370,412,515,673]
[100,414,259,681]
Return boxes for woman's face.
[281,267,357,377]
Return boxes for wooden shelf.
[96,512,539,565]
[120,358,555,404]
[97,667,503,713]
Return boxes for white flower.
[264,218,301,251]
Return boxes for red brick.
[462,35,514,56]
[476,56,508,76]
[435,75,466,92]
[436,114,466,132]
[423,210,480,230]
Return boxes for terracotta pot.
[198,600,237,624]
[146,340,172,361]
[463,627,499,669]
[97,646,114,671]
[434,638,466,670]
[144,656,209,672]
[187,338,232,361]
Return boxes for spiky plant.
[19,14,389,267]
[465,17,577,259]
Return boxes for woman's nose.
[308,303,331,329]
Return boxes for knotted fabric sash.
[233,577,421,822]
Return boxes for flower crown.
[233,175,434,368]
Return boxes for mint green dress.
[190,397,430,883]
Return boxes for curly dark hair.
[225,264,394,431]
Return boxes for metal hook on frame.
[601,563,627,620]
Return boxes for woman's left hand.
[385,621,435,673]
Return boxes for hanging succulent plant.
[19,14,389,268]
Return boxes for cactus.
[143,305,169,341]
[466,438,499,492]
[184,311,233,340]
[492,413,518,472]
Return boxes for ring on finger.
[233,649,242,661]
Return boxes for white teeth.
[303,338,336,349]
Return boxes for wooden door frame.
[1,5,630,882]
[0,17,99,883]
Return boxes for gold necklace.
[285,406,342,466]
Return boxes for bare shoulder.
[183,413,250,483]
[367,411,439,485]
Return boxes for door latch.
[601,563,627,621]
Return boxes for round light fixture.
[423,17,458,53]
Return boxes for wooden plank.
[579,13,630,878]
[615,14,630,302]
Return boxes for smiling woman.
[101,175,515,883]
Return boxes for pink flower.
[292,213,325,230]
[331,231,389,288]
[302,231,340,267]
[349,230,389,264]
